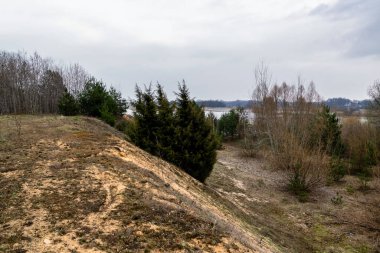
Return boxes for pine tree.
[173,82,218,182]
[58,89,80,116]
[130,82,218,182]
[77,78,127,126]
[108,87,128,117]
[156,84,176,161]
[132,85,160,155]
[218,109,240,139]
[79,78,109,117]
[319,105,345,156]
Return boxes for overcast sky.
[1,0,379,100]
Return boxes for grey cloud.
[1,1,378,100]
[311,0,380,57]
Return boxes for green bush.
[288,167,310,202]
[58,90,80,116]
[309,105,345,156]
[115,118,129,132]
[330,157,346,182]
[217,107,248,140]
[100,104,116,126]
[330,192,343,205]
[79,78,110,117]
[218,109,240,139]
[76,78,127,126]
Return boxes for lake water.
[127,107,255,121]
[204,107,255,122]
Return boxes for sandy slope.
[0,116,279,253]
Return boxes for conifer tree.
[130,82,218,182]
[174,82,218,182]
[217,109,240,139]
[318,105,345,156]
[108,87,128,117]
[58,89,80,116]
[132,85,160,154]
[79,78,109,117]
[156,84,176,161]
[77,78,127,126]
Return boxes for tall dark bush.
[130,82,218,182]
[79,78,110,117]
[217,109,240,139]
[173,83,218,182]
[131,85,160,154]
[77,78,127,126]
[58,89,80,116]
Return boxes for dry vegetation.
[1,114,379,253]
[207,142,380,253]
[0,115,281,253]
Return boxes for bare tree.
[0,50,89,115]
[368,79,380,108]
[251,63,328,193]
[367,79,380,126]
[12,114,22,139]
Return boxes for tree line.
[58,78,127,126]
[0,51,88,114]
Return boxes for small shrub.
[115,118,128,132]
[364,141,377,167]
[330,157,346,182]
[256,179,265,188]
[240,126,260,157]
[358,173,371,191]
[297,191,309,203]
[342,119,377,176]
[273,138,329,198]
[346,185,355,195]
[240,148,257,158]
[100,104,116,126]
[288,169,309,202]
[330,192,343,205]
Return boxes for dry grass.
[207,143,380,253]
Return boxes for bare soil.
[206,143,380,253]
[0,116,279,253]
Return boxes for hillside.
[0,116,279,253]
